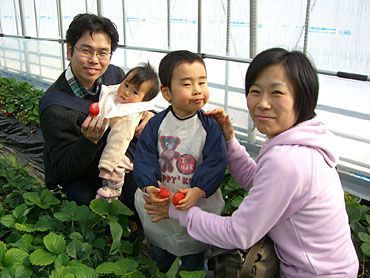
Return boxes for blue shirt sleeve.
[133,110,167,188]
[191,112,228,197]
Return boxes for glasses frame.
[73,45,112,61]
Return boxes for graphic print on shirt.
[159,135,196,186]
[159,136,181,173]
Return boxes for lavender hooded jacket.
[170,117,359,277]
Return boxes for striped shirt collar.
[65,65,102,98]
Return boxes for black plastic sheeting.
[0,114,44,169]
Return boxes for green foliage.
[0,153,164,277]
[345,193,370,277]
[0,76,43,127]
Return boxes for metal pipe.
[33,0,39,37]
[18,0,26,36]
[223,0,231,112]
[249,0,257,58]
[12,0,20,35]
[167,0,171,49]
[56,0,65,70]
[303,0,311,54]
[122,0,127,45]
[197,0,202,53]
[97,0,103,16]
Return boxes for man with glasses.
[39,14,152,229]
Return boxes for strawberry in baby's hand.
[157,188,170,199]
[172,191,186,205]
[89,102,100,116]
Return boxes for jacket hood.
[257,117,338,168]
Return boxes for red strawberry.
[172,192,186,205]
[88,102,100,116]
[157,188,170,199]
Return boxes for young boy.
[95,63,159,201]
[133,50,227,272]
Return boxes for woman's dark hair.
[125,62,159,101]
[245,47,319,125]
[159,50,206,88]
[66,13,119,53]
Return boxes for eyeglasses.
[73,45,112,60]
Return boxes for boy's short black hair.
[158,50,206,88]
[245,47,319,125]
[125,62,159,101]
[66,13,119,53]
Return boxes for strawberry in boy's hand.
[157,187,170,199]
[172,191,186,205]
[89,102,100,116]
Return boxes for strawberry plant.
[0,77,42,127]
[0,151,166,277]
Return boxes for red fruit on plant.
[157,188,170,199]
[172,192,186,205]
[89,102,100,116]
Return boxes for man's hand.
[144,194,170,223]
[205,108,234,141]
[145,185,170,206]
[135,111,155,138]
[81,116,107,143]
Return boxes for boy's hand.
[175,187,205,211]
[81,116,107,143]
[205,108,234,141]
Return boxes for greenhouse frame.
[0,0,369,200]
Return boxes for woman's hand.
[205,108,234,141]
[135,111,155,138]
[144,194,170,223]
[81,116,107,143]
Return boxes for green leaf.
[69,232,83,241]
[90,199,133,218]
[29,249,55,266]
[3,248,28,268]
[14,223,37,232]
[109,221,123,254]
[51,264,97,278]
[23,189,60,209]
[1,214,16,228]
[0,241,7,262]
[360,242,370,256]
[167,257,180,277]
[96,262,122,275]
[179,270,206,278]
[12,234,33,252]
[13,265,33,278]
[53,253,70,269]
[96,258,138,275]
[231,195,245,208]
[366,214,370,224]
[358,232,370,243]
[12,204,29,223]
[44,233,66,255]
[53,201,91,222]
[66,240,84,259]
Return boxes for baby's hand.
[175,187,205,211]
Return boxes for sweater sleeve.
[227,137,257,192]
[132,115,162,188]
[99,113,142,171]
[40,105,103,182]
[191,117,227,197]
[170,146,308,251]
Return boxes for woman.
[144,48,359,277]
